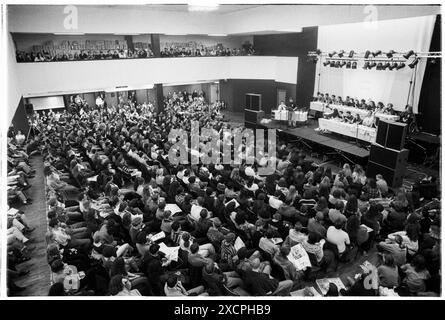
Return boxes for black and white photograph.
[2,0,442,303]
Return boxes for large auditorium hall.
[3,2,442,299]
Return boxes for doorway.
[277,89,286,107]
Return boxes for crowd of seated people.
[7,127,42,295]
[15,91,440,297]
[314,93,417,129]
[160,43,255,57]
[16,47,155,63]
[314,92,398,115]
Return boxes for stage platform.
[262,121,370,159]
[221,111,370,160]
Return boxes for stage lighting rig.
[323,60,330,66]
[364,50,371,59]
[352,62,357,69]
[328,51,337,58]
[338,50,345,58]
[363,61,370,69]
[348,50,355,58]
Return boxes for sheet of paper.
[165,203,182,215]
[158,242,179,262]
[271,237,283,245]
[151,231,166,242]
[87,175,98,182]
[234,236,245,251]
[8,207,19,216]
[287,243,312,271]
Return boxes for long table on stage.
[310,101,399,122]
[272,110,308,122]
[318,118,376,143]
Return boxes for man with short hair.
[243,258,293,296]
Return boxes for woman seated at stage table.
[362,111,376,128]
[384,103,397,115]
[351,113,362,125]
[343,111,354,124]
[324,108,341,120]
[375,102,384,113]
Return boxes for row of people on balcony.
[16,48,155,62]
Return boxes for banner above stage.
[313,15,436,113]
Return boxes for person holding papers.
[273,246,302,282]
[277,101,287,112]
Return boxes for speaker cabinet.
[367,143,409,188]
[244,109,264,124]
[369,144,409,169]
[245,93,262,111]
[375,119,407,150]
[366,161,404,188]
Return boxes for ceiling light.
[323,60,330,66]
[363,61,369,69]
[338,50,345,58]
[364,50,371,59]
[351,62,357,69]
[339,61,346,67]
[368,62,377,69]
[376,62,383,70]
[348,50,355,58]
[328,51,337,58]
[346,61,351,69]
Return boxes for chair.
[307,109,318,123]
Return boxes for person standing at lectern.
[288,98,296,110]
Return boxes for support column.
[150,34,161,57]
[154,84,164,112]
